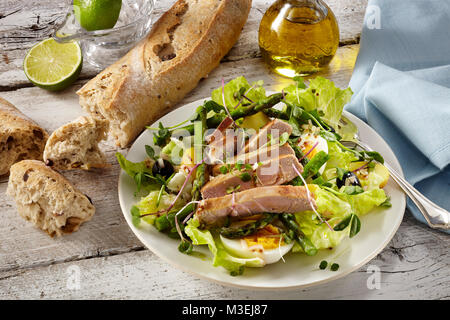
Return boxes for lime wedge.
[23,38,82,91]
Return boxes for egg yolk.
[243,224,284,250]
[299,139,318,160]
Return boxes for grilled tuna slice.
[256,154,303,186]
[239,119,292,155]
[205,117,247,164]
[196,185,315,227]
[201,154,303,199]
[212,143,295,175]
[206,130,242,164]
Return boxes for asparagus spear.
[174,93,283,135]
[288,140,309,165]
[302,151,330,179]
[263,108,289,120]
[174,114,226,135]
[191,163,206,202]
[191,105,207,202]
[230,93,284,119]
[279,213,317,256]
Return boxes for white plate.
[118,97,406,290]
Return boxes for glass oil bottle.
[258,0,339,77]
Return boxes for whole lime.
[74,0,122,31]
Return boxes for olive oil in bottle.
[258,0,339,77]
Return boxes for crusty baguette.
[43,116,109,170]
[77,0,252,147]
[6,160,95,237]
[0,97,48,175]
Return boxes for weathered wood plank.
[0,44,359,273]
[0,0,367,90]
[1,214,448,299]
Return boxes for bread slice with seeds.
[43,116,109,170]
[6,160,95,237]
[0,97,48,176]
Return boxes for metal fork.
[341,136,449,230]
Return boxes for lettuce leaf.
[323,142,358,180]
[305,77,353,128]
[137,191,185,224]
[116,153,160,193]
[292,185,387,251]
[283,82,310,107]
[211,76,267,110]
[185,218,264,275]
[343,188,388,216]
[292,185,350,251]
[293,212,348,251]
[283,77,355,138]
[322,186,388,217]
[359,168,387,191]
[161,139,184,165]
[310,184,352,218]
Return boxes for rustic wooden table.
[0,0,449,300]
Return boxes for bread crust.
[0,97,49,175]
[77,0,252,147]
[7,160,95,237]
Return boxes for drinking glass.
[53,0,155,69]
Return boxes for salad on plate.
[117,76,391,276]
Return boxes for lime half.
[23,38,82,91]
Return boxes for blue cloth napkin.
[345,0,450,232]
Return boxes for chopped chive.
[319,260,328,270]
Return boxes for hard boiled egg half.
[297,129,328,174]
[220,224,294,265]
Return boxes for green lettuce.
[323,141,358,180]
[293,212,348,251]
[322,186,388,216]
[311,184,352,217]
[116,153,160,193]
[283,77,355,138]
[185,218,264,276]
[307,77,353,128]
[137,191,185,225]
[211,76,266,110]
[342,188,388,216]
[292,185,350,251]
[292,185,387,251]
[161,139,184,165]
[336,115,358,141]
[360,169,387,191]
